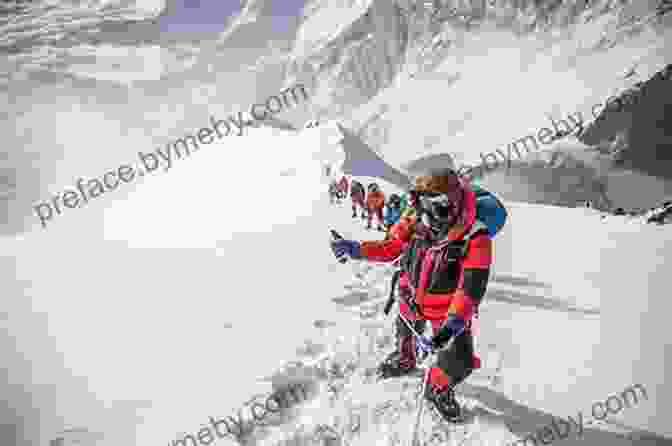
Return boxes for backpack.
[399,193,408,212]
[471,184,507,238]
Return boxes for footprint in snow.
[314,319,337,329]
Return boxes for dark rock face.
[580,64,672,180]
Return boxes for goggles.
[412,190,460,220]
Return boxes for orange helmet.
[414,168,463,202]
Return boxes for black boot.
[366,222,372,230]
[425,385,463,423]
[352,209,357,218]
[377,335,417,379]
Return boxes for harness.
[430,221,487,254]
[388,221,488,319]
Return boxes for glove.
[330,239,361,260]
[417,335,434,354]
[431,314,466,351]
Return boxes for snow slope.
[0,127,355,446]
[297,199,672,446]
[2,0,672,445]
[3,121,672,446]
[480,201,672,438]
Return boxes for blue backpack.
[471,184,507,238]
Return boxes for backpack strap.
[398,220,489,269]
[464,220,489,240]
[439,220,489,258]
[445,221,488,322]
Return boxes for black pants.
[396,315,474,386]
[435,329,474,386]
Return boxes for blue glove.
[431,314,466,351]
[330,239,362,260]
[417,335,434,354]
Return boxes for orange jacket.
[366,190,385,210]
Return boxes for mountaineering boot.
[425,384,463,423]
[377,335,417,379]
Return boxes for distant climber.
[384,194,403,231]
[329,180,341,204]
[350,180,366,219]
[338,175,349,200]
[365,183,386,231]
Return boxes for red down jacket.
[359,182,492,322]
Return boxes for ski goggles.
[413,190,460,220]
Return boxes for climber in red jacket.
[330,168,492,423]
[337,175,349,200]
